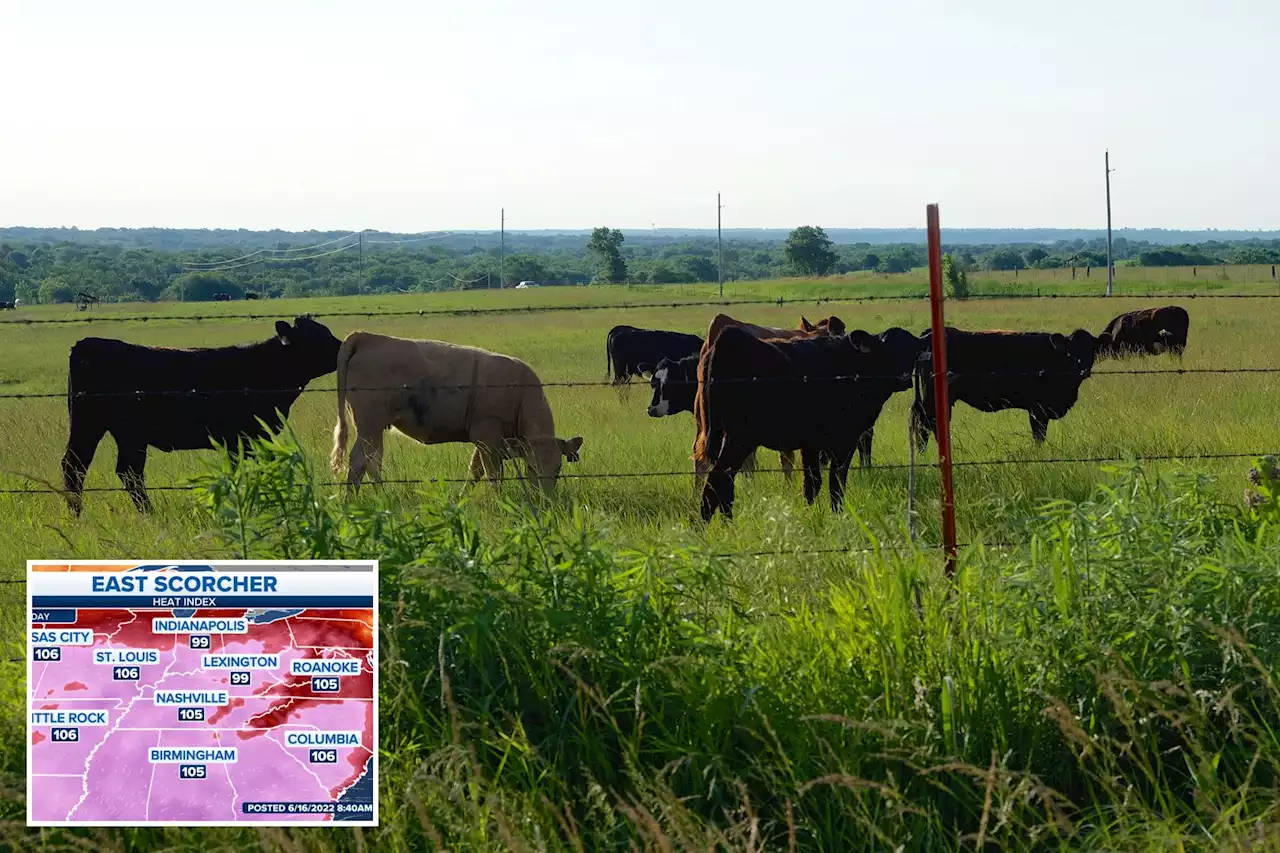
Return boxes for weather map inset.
[26,560,378,827]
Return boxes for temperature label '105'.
[27,560,379,827]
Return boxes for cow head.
[877,327,927,389]
[1053,329,1098,376]
[558,436,584,463]
[275,316,343,378]
[647,356,697,417]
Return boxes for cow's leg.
[1029,412,1049,443]
[857,428,873,469]
[700,441,752,522]
[466,448,487,485]
[61,417,107,517]
[829,449,855,513]
[114,442,151,513]
[801,449,822,505]
[780,450,795,482]
[469,421,507,486]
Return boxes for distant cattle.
[1095,306,1189,359]
[606,325,703,385]
[692,328,906,520]
[910,327,1098,450]
[690,313,848,480]
[244,291,260,300]
[0,301,13,310]
[213,292,233,302]
[75,292,99,311]
[330,332,581,493]
[60,316,342,515]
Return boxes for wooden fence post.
[926,204,958,578]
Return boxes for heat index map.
[27,561,379,827]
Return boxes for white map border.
[26,558,379,828]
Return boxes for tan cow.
[694,314,847,479]
[330,331,580,493]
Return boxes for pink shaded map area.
[29,608,373,823]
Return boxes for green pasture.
[4,276,1280,850]
[0,276,1275,584]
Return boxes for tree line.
[0,227,1276,303]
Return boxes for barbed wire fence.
[0,285,1276,581]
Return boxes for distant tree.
[167,272,241,301]
[862,253,880,271]
[942,253,969,299]
[1024,247,1049,266]
[503,254,549,285]
[682,255,718,282]
[983,249,1025,271]
[784,226,837,275]
[38,276,76,303]
[878,247,918,274]
[7,250,28,269]
[587,227,627,283]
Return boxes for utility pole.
[1105,150,1115,297]
[499,208,505,288]
[717,192,724,299]
[358,231,364,280]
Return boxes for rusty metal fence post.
[926,204,958,577]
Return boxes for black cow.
[213,292,233,302]
[606,325,703,385]
[693,328,906,520]
[60,316,342,516]
[244,291,260,300]
[1095,305,1189,359]
[650,325,926,470]
[910,327,1097,449]
[0,301,13,310]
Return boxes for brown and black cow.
[910,327,1098,449]
[692,327,907,521]
[684,313,846,481]
[1095,305,1189,359]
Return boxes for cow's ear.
[800,316,814,332]
[828,316,846,335]
[275,320,292,344]
[1049,333,1067,353]
[849,331,874,354]
[566,436,583,454]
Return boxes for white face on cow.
[647,367,671,417]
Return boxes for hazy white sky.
[1,0,1274,231]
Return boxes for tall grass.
[7,432,1280,851]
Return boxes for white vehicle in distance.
[515,281,539,289]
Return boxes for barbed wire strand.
[3,290,1278,326]
[0,450,1266,498]
[0,364,1275,401]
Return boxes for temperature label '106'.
[27,560,379,827]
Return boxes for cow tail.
[692,348,714,466]
[605,334,612,381]
[330,333,359,476]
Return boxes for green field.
[4,275,1280,850]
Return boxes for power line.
[182,232,363,268]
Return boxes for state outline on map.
[27,559,378,828]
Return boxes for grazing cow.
[244,291,260,300]
[213,292,232,302]
[606,325,703,385]
[60,316,342,516]
[466,436,584,483]
[910,327,1098,449]
[330,332,580,493]
[853,327,929,467]
[0,301,12,310]
[13,298,21,308]
[693,328,905,521]
[689,313,848,480]
[1095,306,1189,359]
